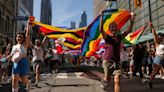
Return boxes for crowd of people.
[0,14,164,92]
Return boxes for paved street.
[1,64,163,92]
[30,66,164,92]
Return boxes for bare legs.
[114,74,120,92]
[35,64,40,85]
[12,75,29,92]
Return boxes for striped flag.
[32,21,86,50]
[81,9,131,57]
[122,24,148,46]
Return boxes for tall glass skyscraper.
[79,11,87,28]
[40,0,52,25]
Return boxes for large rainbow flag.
[31,9,146,57]
[32,21,86,50]
[81,9,131,57]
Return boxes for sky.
[33,0,93,28]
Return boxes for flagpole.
[13,0,18,44]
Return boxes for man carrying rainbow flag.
[100,9,136,92]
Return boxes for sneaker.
[148,80,153,89]
[48,73,52,76]
[155,75,161,79]
[100,79,108,89]
[141,78,148,83]
[34,82,38,87]
[26,80,31,91]
[161,76,164,80]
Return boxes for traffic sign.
[12,16,28,21]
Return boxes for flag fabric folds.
[31,9,146,58]
[122,24,148,46]
[102,9,131,36]
[32,21,86,50]
[81,9,131,57]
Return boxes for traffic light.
[134,0,142,8]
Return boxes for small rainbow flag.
[122,24,148,46]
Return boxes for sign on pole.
[12,16,28,21]
[134,0,142,8]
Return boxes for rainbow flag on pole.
[122,24,148,46]
[81,9,131,57]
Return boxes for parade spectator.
[100,11,135,92]
[133,43,145,80]
[146,42,154,76]
[48,48,59,75]
[128,47,134,79]
[148,22,164,88]
[120,47,129,76]
[0,50,10,84]
[0,49,3,83]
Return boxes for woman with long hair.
[6,20,31,92]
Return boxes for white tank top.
[11,44,27,55]
[32,46,44,62]
[155,44,164,58]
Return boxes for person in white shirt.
[148,22,164,88]
[120,47,129,76]
[30,36,46,87]
[5,20,31,92]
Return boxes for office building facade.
[0,0,15,47]
[93,0,164,35]
[21,0,33,15]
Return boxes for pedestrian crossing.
[55,72,86,79]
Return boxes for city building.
[0,0,15,47]
[118,0,164,34]
[39,0,52,47]
[21,0,34,15]
[70,21,76,29]
[93,0,116,17]
[17,0,32,32]
[40,0,52,25]
[0,0,33,47]
[79,11,87,28]
[93,0,164,39]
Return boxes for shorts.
[130,60,134,66]
[1,62,8,69]
[122,61,129,69]
[102,60,121,76]
[33,60,42,72]
[12,58,30,76]
[153,55,164,67]
[142,58,148,66]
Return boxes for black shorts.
[33,60,42,72]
